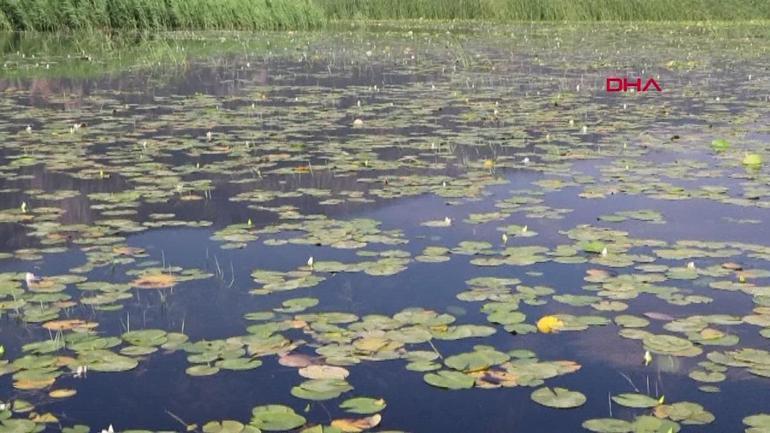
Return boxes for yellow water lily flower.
[536,315,564,334]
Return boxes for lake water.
[0,22,769,433]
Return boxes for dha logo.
[606,77,661,92]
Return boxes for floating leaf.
[251,405,306,431]
[339,398,386,415]
[330,414,381,433]
[423,370,474,390]
[530,387,586,409]
[612,393,661,408]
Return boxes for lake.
[0,22,769,433]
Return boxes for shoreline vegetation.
[1,0,770,32]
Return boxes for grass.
[0,0,325,31]
[0,0,769,32]
[319,0,770,21]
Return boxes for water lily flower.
[501,233,508,244]
[522,225,528,233]
[0,403,7,411]
[247,218,253,227]
[687,261,696,270]
[582,125,588,134]
[536,315,564,333]
[206,131,213,141]
[307,256,314,268]
[643,350,653,366]
[100,424,115,433]
[25,272,41,286]
[569,119,574,126]
[20,201,27,213]
[444,216,452,226]
[25,125,32,133]
[522,157,530,164]
[75,365,88,378]
[601,247,608,257]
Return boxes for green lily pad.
[530,387,586,409]
[251,405,306,431]
[611,393,661,408]
[423,370,474,390]
[582,418,633,433]
[339,397,386,414]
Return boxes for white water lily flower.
[25,125,32,133]
[307,256,314,268]
[687,261,696,270]
[444,216,452,226]
[601,247,608,257]
[501,233,508,244]
[75,365,88,378]
[100,424,115,433]
[522,157,530,164]
[644,350,653,366]
[25,272,41,286]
